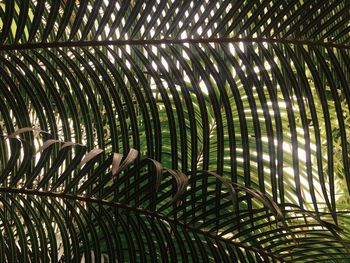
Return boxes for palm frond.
[0,0,350,262]
[1,130,349,262]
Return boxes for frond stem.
[0,38,348,51]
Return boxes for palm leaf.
[0,0,350,262]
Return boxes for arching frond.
[0,0,350,262]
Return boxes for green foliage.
[0,0,350,262]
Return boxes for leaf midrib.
[0,37,348,51]
[0,186,287,262]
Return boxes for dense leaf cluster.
[0,1,350,262]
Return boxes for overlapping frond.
[0,0,350,262]
[0,0,349,46]
[0,130,349,262]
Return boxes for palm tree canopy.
[0,0,350,262]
